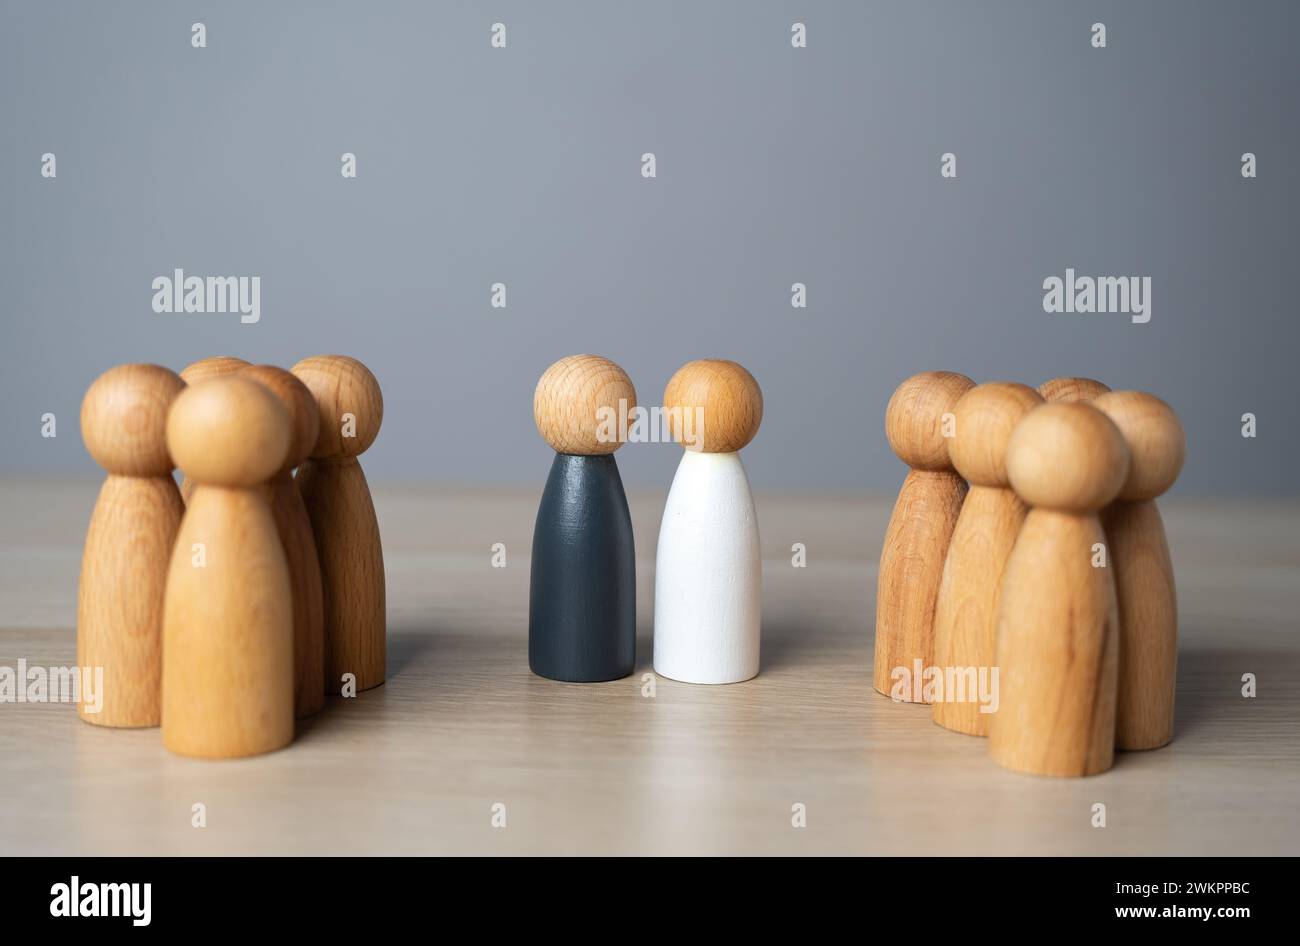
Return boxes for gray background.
[2,0,1296,495]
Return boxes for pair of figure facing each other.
[529,355,764,686]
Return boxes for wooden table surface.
[1,478,1297,856]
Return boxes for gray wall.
[2,1,1296,495]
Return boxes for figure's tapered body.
[163,485,294,758]
[529,453,636,682]
[654,450,761,685]
[875,469,966,697]
[989,508,1118,776]
[296,458,385,691]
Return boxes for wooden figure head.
[885,370,975,471]
[1006,402,1130,512]
[291,355,384,459]
[241,364,322,475]
[1037,376,1111,403]
[167,376,290,488]
[948,382,1044,488]
[662,359,762,454]
[180,355,250,385]
[533,354,636,455]
[1093,391,1185,502]
[81,363,186,477]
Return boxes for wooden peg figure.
[162,377,294,758]
[931,382,1042,735]
[1094,391,1185,750]
[874,370,975,700]
[292,355,387,693]
[989,402,1129,777]
[530,354,637,682]
[77,364,186,727]
[653,359,764,685]
[1037,376,1110,403]
[178,356,251,503]
[241,364,326,719]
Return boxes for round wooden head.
[885,371,975,471]
[1007,402,1130,512]
[1092,391,1185,501]
[533,354,636,455]
[948,382,1044,488]
[291,355,384,459]
[180,355,250,385]
[662,359,762,453]
[1037,376,1111,403]
[81,364,186,476]
[240,364,321,474]
[167,377,290,487]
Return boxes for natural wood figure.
[1037,376,1110,403]
[162,377,295,758]
[874,370,975,700]
[931,382,1042,735]
[654,359,764,685]
[77,364,186,727]
[989,402,1129,777]
[242,364,326,719]
[1094,391,1185,750]
[292,355,387,693]
[178,356,251,503]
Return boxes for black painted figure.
[529,454,636,681]
[529,354,640,682]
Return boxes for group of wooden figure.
[74,352,1182,775]
[529,355,765,686]
[875,373,1185,777]
[77,355,387,758]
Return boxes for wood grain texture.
[162,486,294,759]
[292,356,387,692]
[269,474,326,718]
[988,509,1119,777]
[931,486,1025,735]
[2,481,1298,855]
[77,476,182,728]
[662,359,762,453]
[989,403,1129,777]
[874,470,967,698]
[178,356,251,504]
[1037,377,1111,403]
[1104,501,1177,750]
[77,364,186,728]
[296,458,386,691]
[241,365,325,719]
[533,355,635,455]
